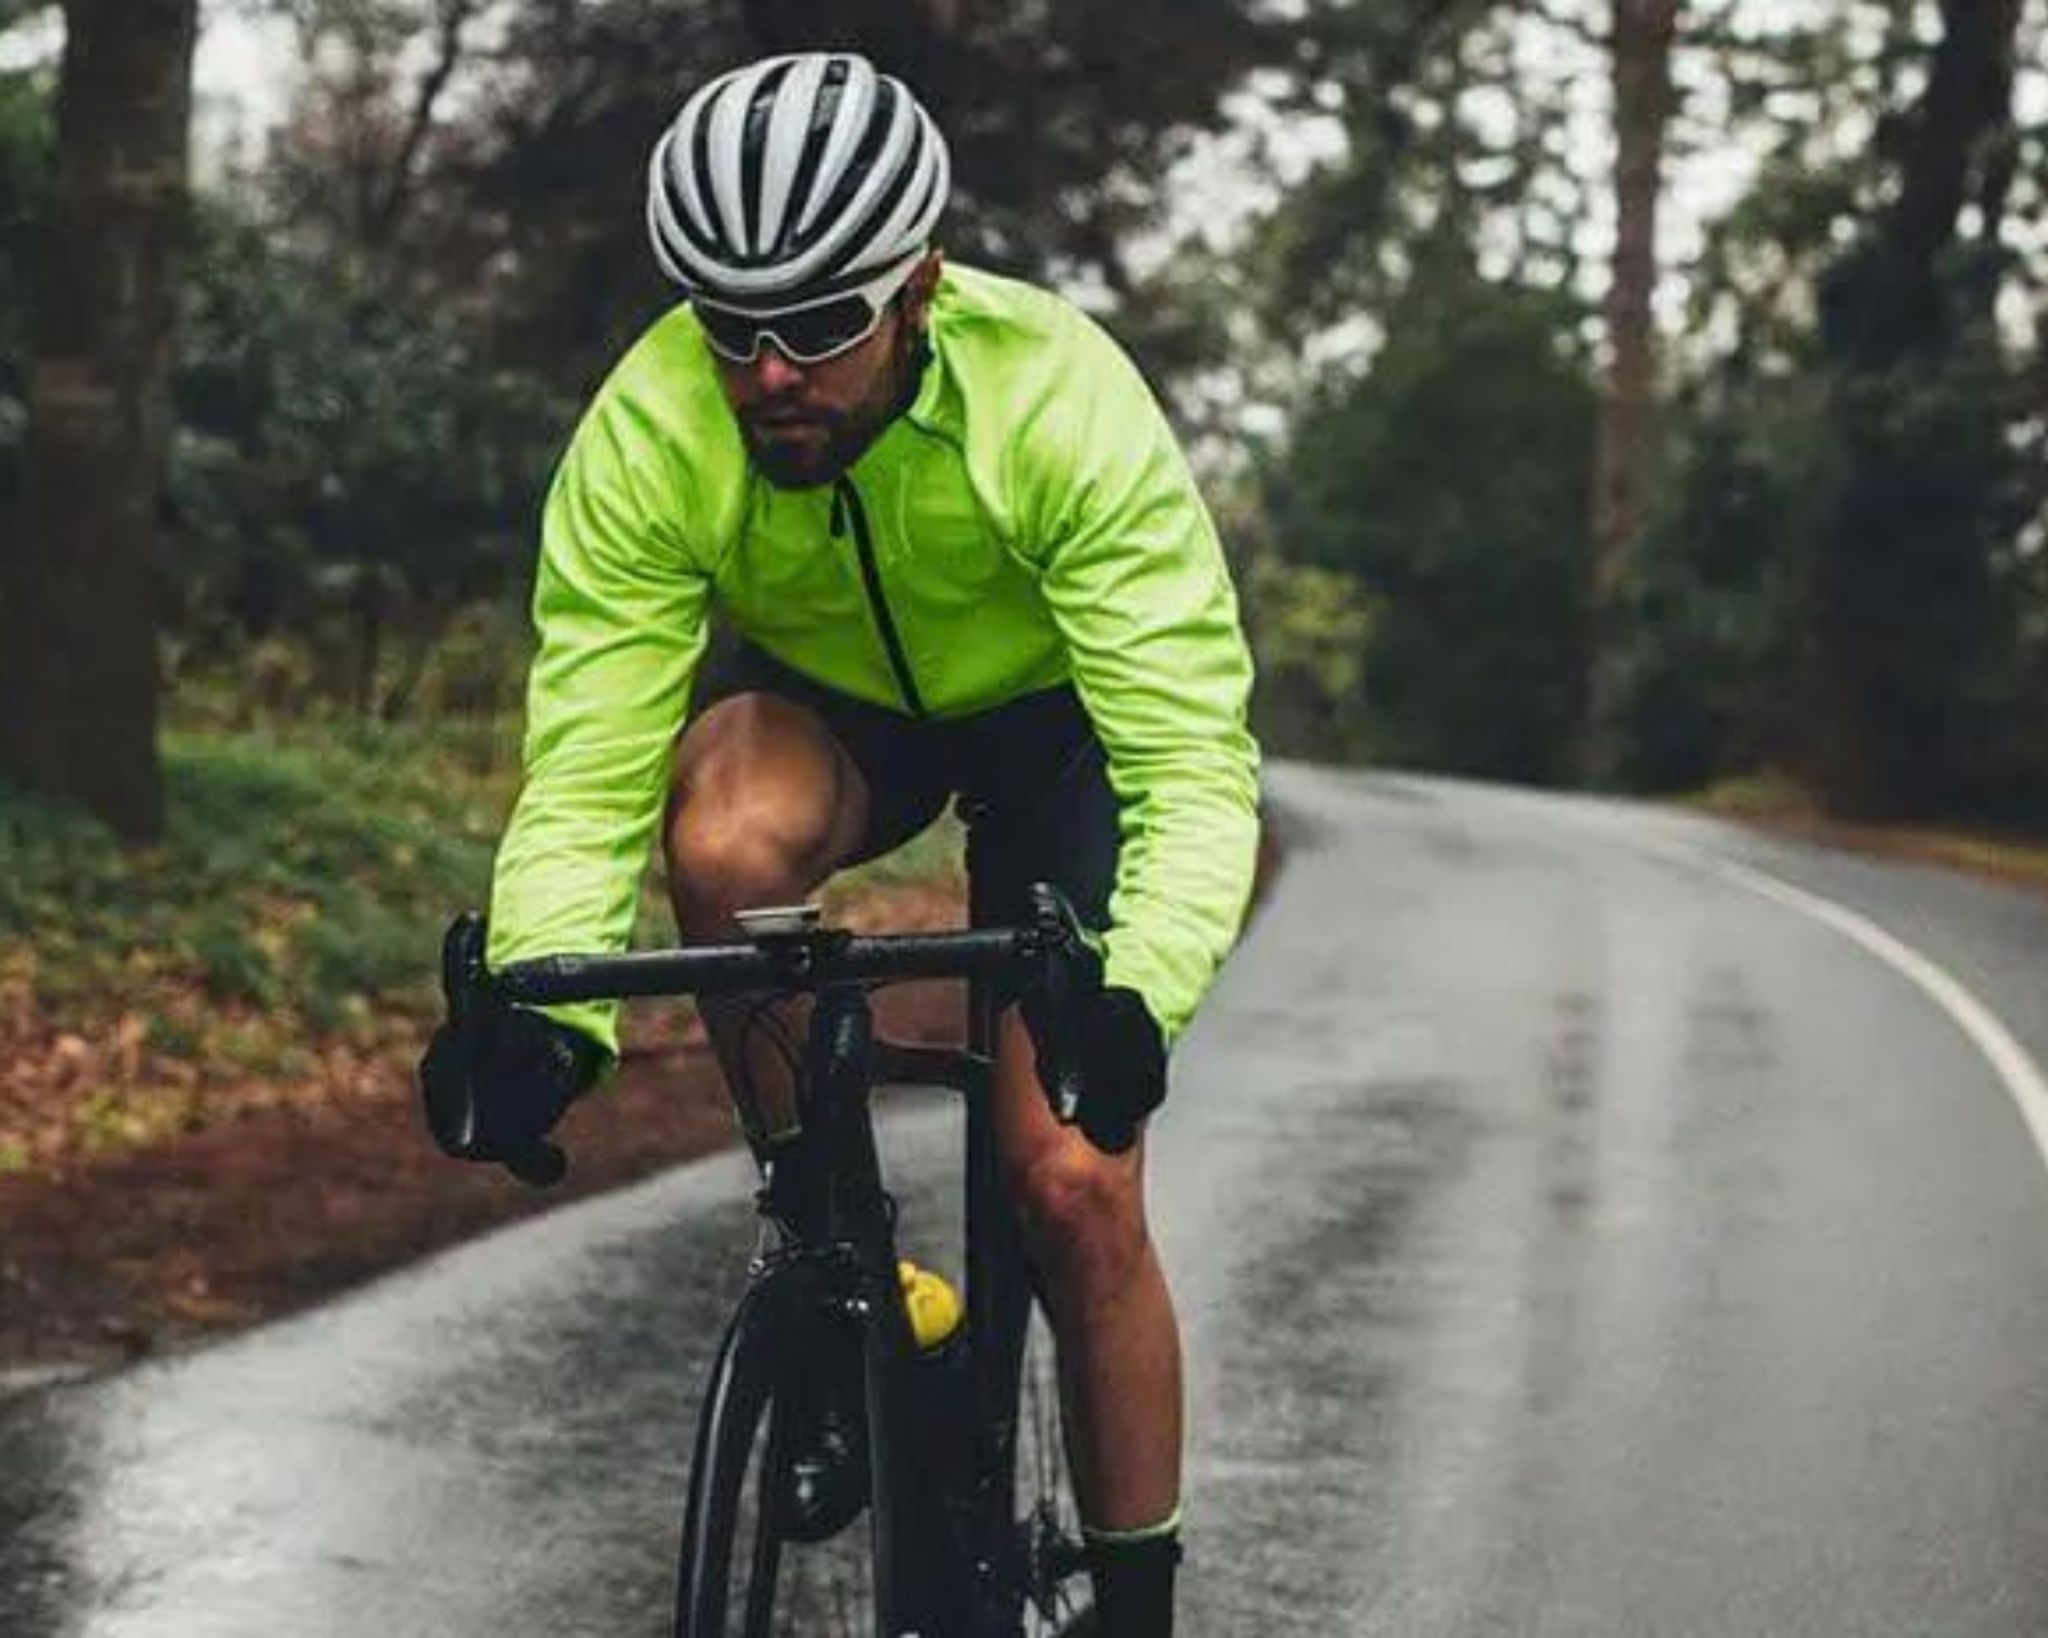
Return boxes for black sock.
[1088,1531,1181,1637]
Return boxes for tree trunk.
[1582,0,1680,785]
[1802,0,2023,818]
[0,0,195,842]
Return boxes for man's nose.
[747,342,806,395]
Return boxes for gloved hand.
[420,1002,606,1187]
[1068,982,1167,1155]
[1021,918,1167,1155]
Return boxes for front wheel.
[674,1266,876,1638]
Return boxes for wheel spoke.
[1011,1305,1092,1636]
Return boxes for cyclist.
[420,50,1259,1637]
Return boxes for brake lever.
[427,913,494,1158]
[441,911,492,1031]
[1024,883,1092,1126]
[430,913,571,1189]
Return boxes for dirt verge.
[0,884,965,1391]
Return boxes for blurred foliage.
[5,0,2048,835]
[168,199,571,712]
[0,56,51,507]
[1792,0,2033,819]
[0,624,958,1028]
[1240,552,1377,764]
[265,0,1303,387]
[1264,271,1597,785]
[1601,370,1825,793]
[1615,0,2048,818]
[1231,4,1606,781]
[1258,3,1595,340]
[0,60,49,372]
[0,719,508,1045]
[166,607,533,745]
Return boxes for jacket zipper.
[832,478,927,717]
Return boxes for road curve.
[6,765,2048,1636]
[1164,767,2048,1635]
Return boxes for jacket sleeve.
[486,399,711,1055]
[1024,320,1261,1043]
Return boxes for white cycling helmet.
[647,52,951,306]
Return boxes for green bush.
[1264,273,1598,783]
[0,722,511,1032]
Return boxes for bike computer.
[734,904,825,939]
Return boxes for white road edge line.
[1342,774,2048,1179]
[1697,851,2048,1174]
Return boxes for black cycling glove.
[420,1002,606,1186]
[1073,984,1167,1154]
[1022,922,1167,1155]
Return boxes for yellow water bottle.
[898,1259,963,1352]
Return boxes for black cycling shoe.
[775,1367,868,1543]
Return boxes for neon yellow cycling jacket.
[488,263,1260,1053]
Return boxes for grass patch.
[1686,769,2048,893]
[0,724,512,1031]
[0,723,970,1026]
[0,720,522,1162]
[0,713,965,1165]
[1687,769,1821,823]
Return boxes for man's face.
[708,255,941,490]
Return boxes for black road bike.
[440,885,1101,1637]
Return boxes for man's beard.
[739,327,922,491]
[740,403,874,490]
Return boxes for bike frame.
[481,905,1091,1638]
[716,978,1040,1636]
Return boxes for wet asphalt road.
[8,765,2048,1635]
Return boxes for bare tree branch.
[367,0,476,252]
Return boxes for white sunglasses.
[693,255,925,366]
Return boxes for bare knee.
[665,697,865,929]
[670,806,834,922]
[1008,1138,1151,1302]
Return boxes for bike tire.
[674,1266,876,1638]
